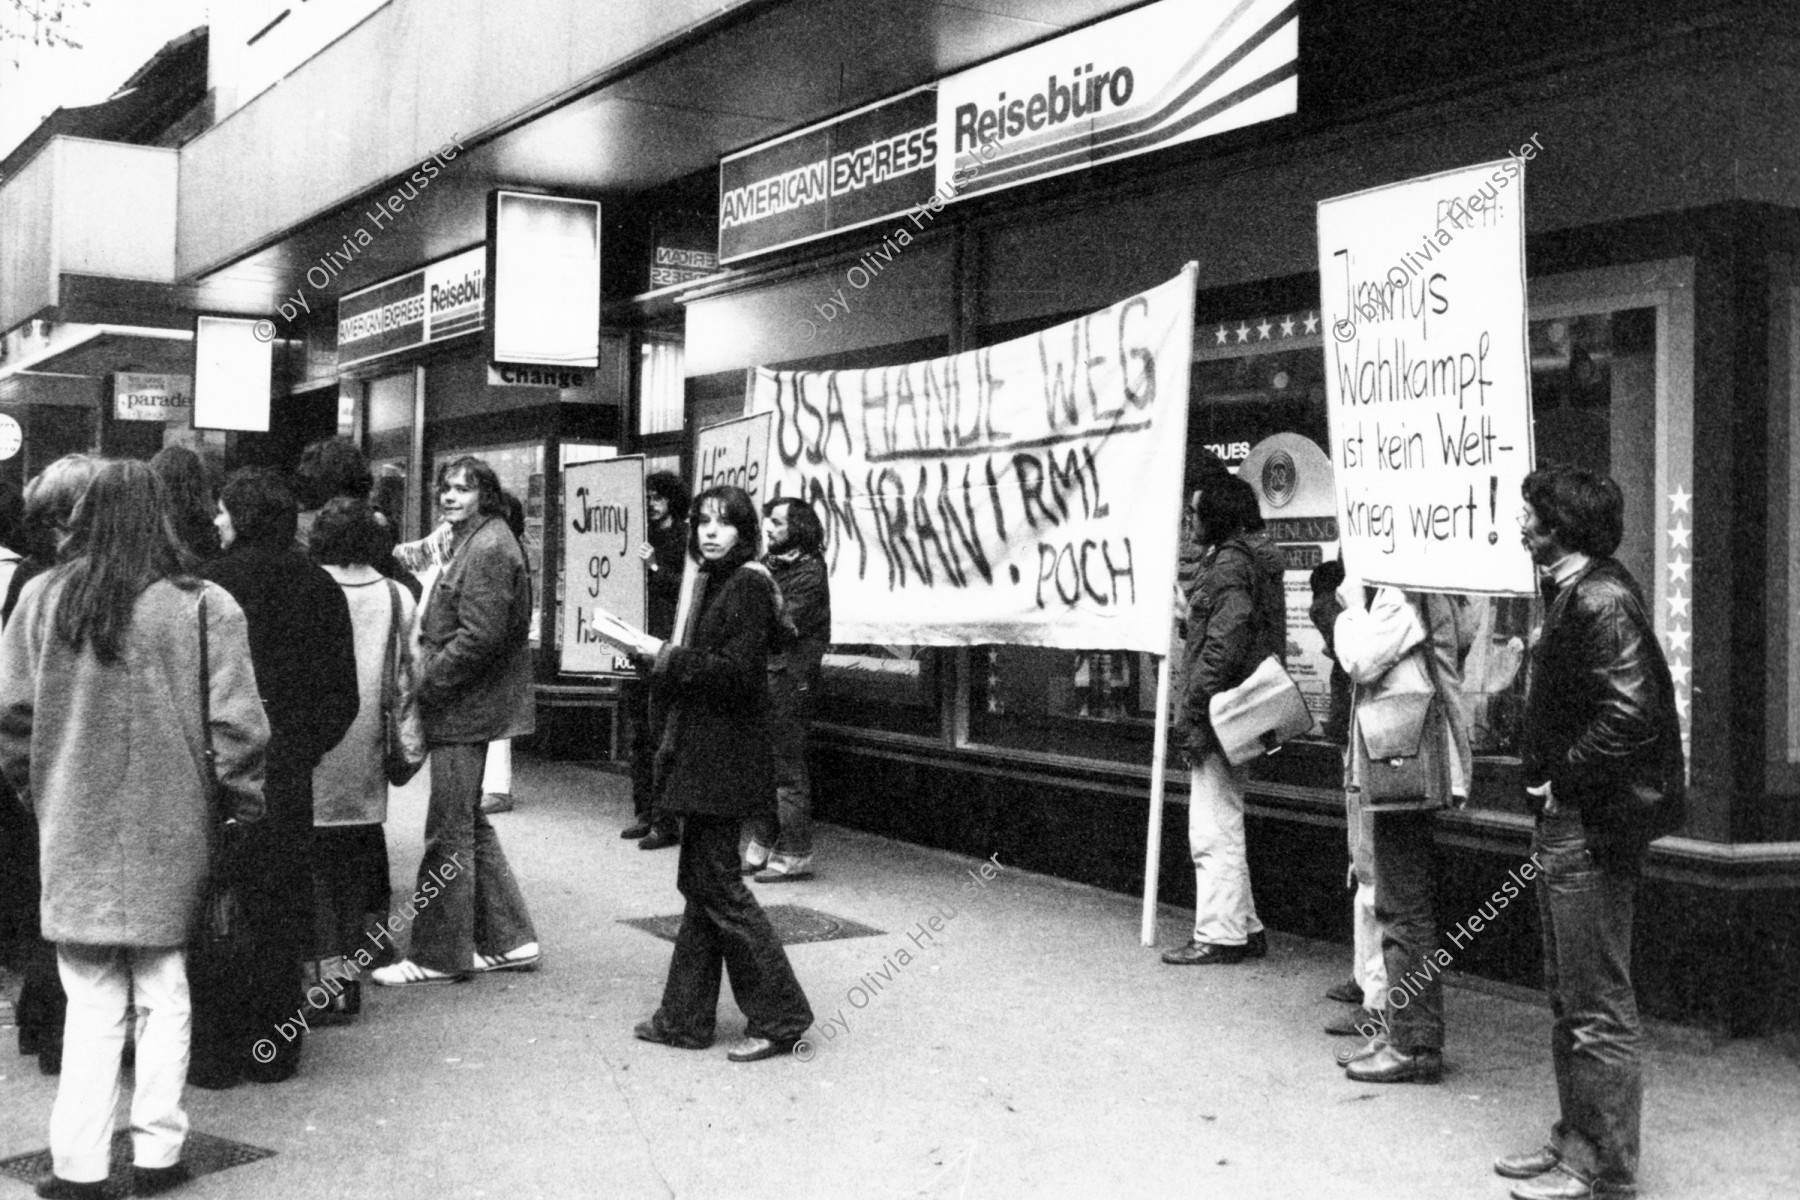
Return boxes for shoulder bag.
[1356,596,1446,809]
[383,579,429,785]
[1207,539,1313,765]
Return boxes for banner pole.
[1140,653,1173,947]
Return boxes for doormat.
[0,1131,275,1196]
[620,904,884,946]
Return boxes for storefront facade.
[670,2,1800,1031]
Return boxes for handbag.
[383,579,428,786]
[194,592,250,952]
[1209,655,1315,765]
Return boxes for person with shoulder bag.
[1163,473,1285,967]
[1332,580,1472,1084]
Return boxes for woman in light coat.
[309,498,418,1015]
[0,460,268,1199]
[1333,582,1472,1085]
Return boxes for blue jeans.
[406,742,538,975]
[1371,809,1442,1051]
[1535,811,1644,1188]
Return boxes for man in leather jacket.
[1497,464,1684,1200]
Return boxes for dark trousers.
[407,742,537,975]
[1535,811,1644,1188]
[625,679,678,833]
[651,814,813,1045]
[1370,809,1444,1051]
[745,671,814,855]
[311,823,391,960]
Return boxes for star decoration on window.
[1668,593,1690,619]
[1668,658,1691,688]
[1257,320,1273,340]
[1669,558,1690,584]
[1215,325,1229,345]
[1666,626,1690,654]
[1675,692,1690,721]
[1303,312,1319,334]
[1280,316,1295,337]
[1669,523,1690,550]
[1669,486,1691,514]
[1236,323,1251,343]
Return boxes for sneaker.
[480,792,514,813]
[754,853,814,883]
[739,839,771,874]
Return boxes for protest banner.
[749,265,1197,653]
[561,456,645,675]
[1317,160,1537,595]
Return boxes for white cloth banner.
[1318,159,1538,596]
[749,266,1195,651]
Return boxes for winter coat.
[1177,534,1286,760]
[766,550,831,691]
[649,559,777,818]
[313,567,417,826]
[1336,588,1472,812]
[0,576,269,947]
[1522,557,1686,858]
[203,541,359,826]
[417,512,536,745]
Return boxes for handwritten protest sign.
[749,266,1195,651]
[693,411,773,507]
[561,456,645,674]
[1318,161,1537,595]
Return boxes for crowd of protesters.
[2,430,1674,1200]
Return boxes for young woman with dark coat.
[589,485,814,1061]
[191,468,359,1087]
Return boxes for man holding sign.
[622,472,690,851]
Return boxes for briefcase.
[1209,656,1315,766]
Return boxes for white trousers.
[1188,754,1263,945]
[52,945,190,1182]
[1346,789,1388,1007]
[482,737,512,795]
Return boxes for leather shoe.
[1508,1164,1636,1200]
[1325,977,1364,1004]
[1324,1007,1385,1037]
[1335,1035,1385,1067]
[1160,939,1248,965]
[34,1175,106,1200]
[633,1018,711,1050]
[638,828,680,851]
[1495,1146,1562,1180]
[1245,930,1268,958]
[480,791,514,813]
[726,1035,800,1062]
[620,821,653,840]
[1344,1043,1442,1084]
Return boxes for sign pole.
[1140,654,1173,947]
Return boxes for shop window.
[961,270,1689,798]
[639,336,684,435]
[817,644,943,739]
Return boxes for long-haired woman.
[0,460,268,1199]
[590,484,813,1061]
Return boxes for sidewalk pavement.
[3,755,1797,1200]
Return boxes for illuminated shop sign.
[487,191,602,369]
[718,86,939,263]
[716,0,1297,262]
[337,246,485,368]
